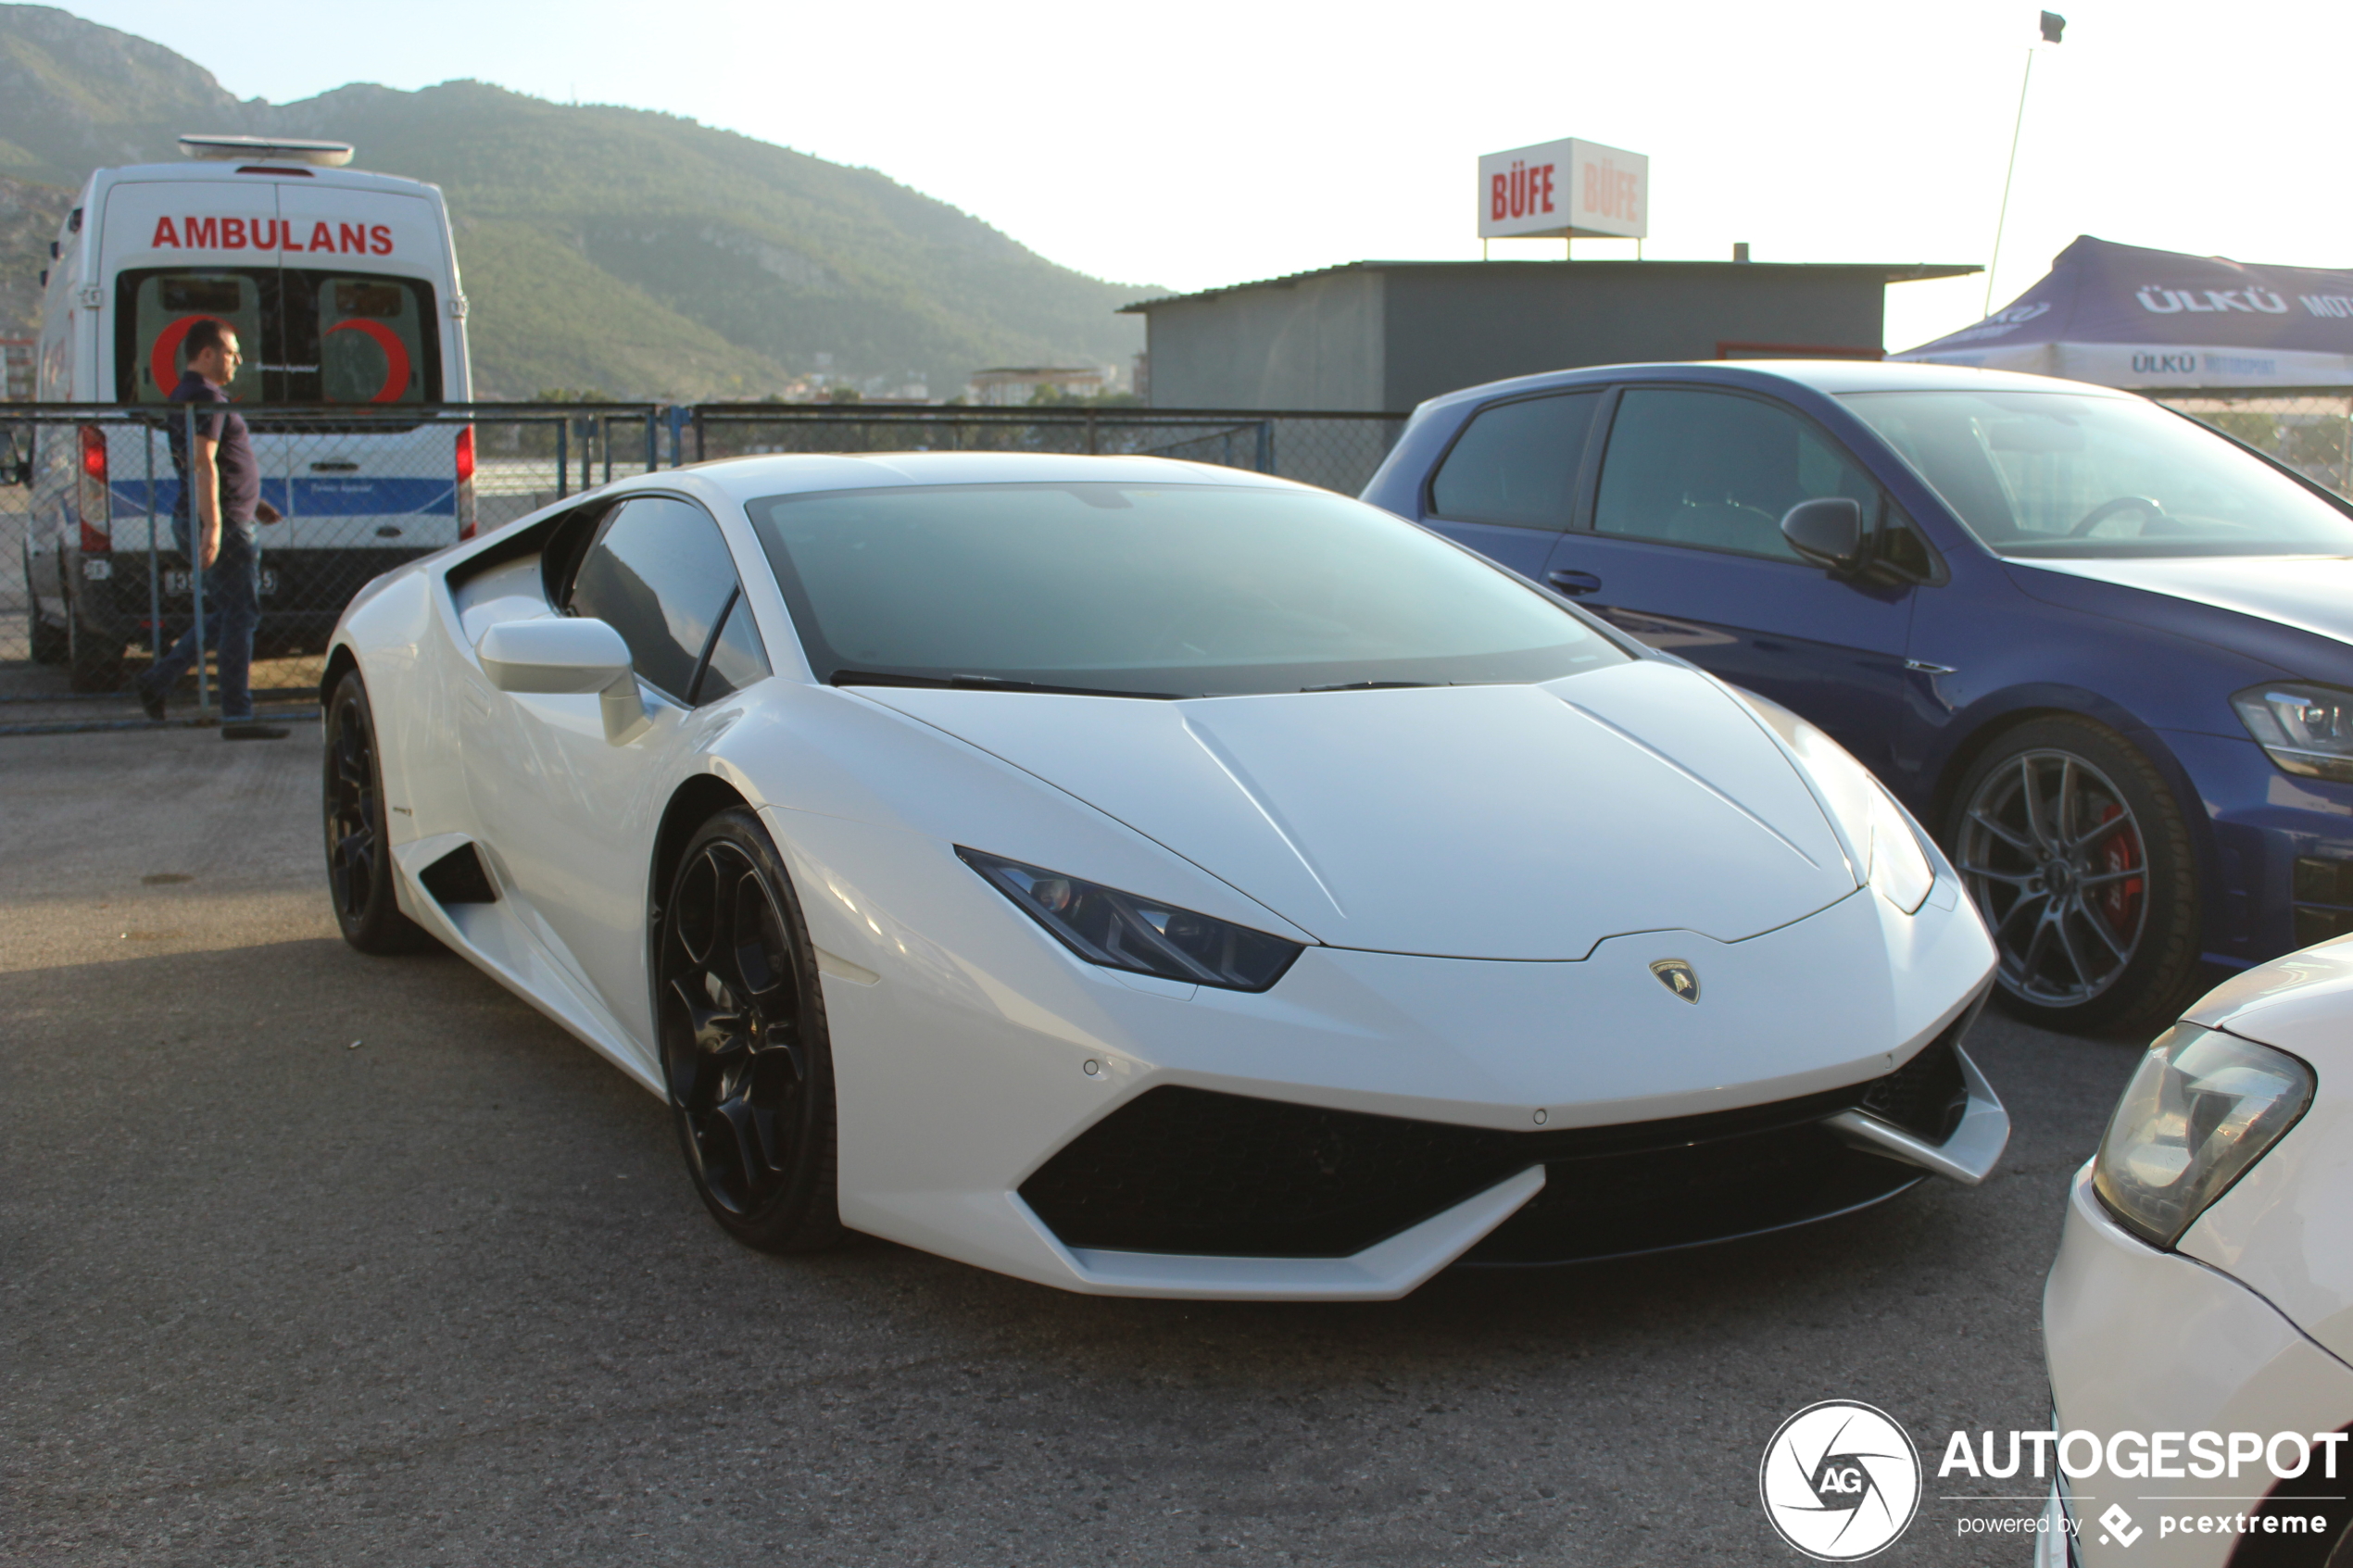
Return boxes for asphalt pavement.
[1,720,2157,1566]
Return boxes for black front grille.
[1458,1128,1920,1265]
[1019,1021,1973,1262]
[1860,1026,1968,1141]
[2294,857,2353,947]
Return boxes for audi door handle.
[1547,570,1604,596]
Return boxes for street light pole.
[1985,11,2066,319]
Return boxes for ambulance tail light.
[77,425,109,552]
[455,423,477,541]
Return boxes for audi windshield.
[1840,389,2353,558]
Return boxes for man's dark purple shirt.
[168,371,260,545]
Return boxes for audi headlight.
[2233,683,2353,784]
[1740,694,1935,913]
[2093,1023,2312,1248]
[957,847,1303,992]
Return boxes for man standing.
[132,319,286,739]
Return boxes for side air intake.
[419,843,497,906]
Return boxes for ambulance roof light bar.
[178,134,355,168]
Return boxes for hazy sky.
[53,0,2353,354]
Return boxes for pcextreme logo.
[1759,1401,1923,1561]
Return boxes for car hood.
[855,659,1860,960]
[2012,554,2353,645]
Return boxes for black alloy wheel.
[25,550,66,664]
[323,670,432,954]
[1947,715,2202,1035]
[657,808,841,1253]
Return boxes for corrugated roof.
[1117,258,1980,314]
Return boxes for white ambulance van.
[24,134,474,690]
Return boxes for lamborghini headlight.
[1744,696,1935,913]
[2233,683,2353,784]
[957,847,1303,992]
[2093,1023,2312,1248]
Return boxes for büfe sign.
[1478,138,1648,241]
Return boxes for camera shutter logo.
[1758,1400,1922,1561]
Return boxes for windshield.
[1838,389,2353,558]
[746,482,1627,697]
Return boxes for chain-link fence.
[4,400,1397,728]
[0,403,660,723]
[2151,388,2353,498]
[686,406,1407,499]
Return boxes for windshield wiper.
[832,671,1186,700]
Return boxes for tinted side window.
[692,592,773,703]
[1428,392,1602,528]
[1593,389,1877,561]
[567,495,743,701]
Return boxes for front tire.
[1946,716,2202,1035]
[657,808,842,1254]
[323,670,432,954]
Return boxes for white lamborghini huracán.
[321,452,2006,1298]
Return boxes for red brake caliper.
[2098,803,2144,932]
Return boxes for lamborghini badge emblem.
[1649,959,1700,1002]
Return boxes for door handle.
[1546,570,1604,596]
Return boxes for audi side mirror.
[1780,497,1868,576]
[477,617,650,745]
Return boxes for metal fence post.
[144,422,161,662]
[601,415,614,487]
[555,419,569,500]
[185,403,208,719]
[1255,420,1275,474]
[644,409,658,474]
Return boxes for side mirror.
[477,617,650,745]
[1780,497,1867,576]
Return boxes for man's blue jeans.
[145,526,261,722]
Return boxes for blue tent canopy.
[1894,235,2353,388]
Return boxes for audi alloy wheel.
[1948,716,2202,1035]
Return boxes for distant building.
[967,366,1111,406]
[1119,258,1978,411]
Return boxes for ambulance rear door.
[268,179,453,558]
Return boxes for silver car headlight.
[2233,683,2353,784]
[957,847,1303,992]
[1743,696,1935,913]
[2093,1023,2313,1248]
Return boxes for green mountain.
[0,4,1154,398]
[0,172,69,339]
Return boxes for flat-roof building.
[1120,258,1979,412]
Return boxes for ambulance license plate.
[166,569,277,596]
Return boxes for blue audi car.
[1363,360,2353,1034]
